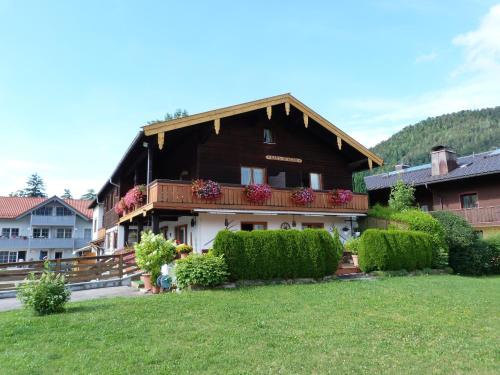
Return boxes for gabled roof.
[0,196,93,220]
[143,93,383,167]
[365,148,500,191]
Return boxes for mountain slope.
[353,106,500,192]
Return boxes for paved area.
[0,286,144,312]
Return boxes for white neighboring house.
[0,196,93,262]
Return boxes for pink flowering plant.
[114,198,127,216]
[123,185,146,210]
[244,184,272,203]
[291,187,315,205]
[192,179,222,200]
[329,189,353,206]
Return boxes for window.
[175,225,188,244]
[263,128,275,144]
[1,228,10,238]
[55,251,63,259]
[460,193,478,209]
[309,173,323,190]
[56,206,73,216]
[56,228,72,239]
[0,251,17,263]
[241,167,266,185]
[302,223,324,229]
[33,207,52,216]
[11,228,19,238]
[84,228,92,240]
[39,251,48,260]
[33,228,49,238]
[241,222,267,231]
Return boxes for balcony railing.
[31,215,75,226]
[0,237,91,250]
[0,238,29,249]
[145,180,369,214]
[431,206,500,227]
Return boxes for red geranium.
[329,189,353,205]
[291,187,315,205]
[192,179,222,200]
[244,184,272,203]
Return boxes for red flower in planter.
[244,184,272,203]
[291,187,315,205]
[123,185,146,210]
[329,189,353,205]
[192,179,222,200]
[114,198,127,216]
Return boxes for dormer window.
[263,128,275,144]
[56,206,73,216]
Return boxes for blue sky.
[1,0,499,197]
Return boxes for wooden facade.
[96,95,382,232]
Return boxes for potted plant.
[344,237,360,267]
[244,183,272,203]
[114,198,127,216]
[176,243,193,259]
[329,189,353,206]
[134,231,177,294]
[291,187,315,205]
[124,185,146,211]
[192,179,222,200]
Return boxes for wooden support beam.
[368,158,373,170]
[303,113,308,128]
[214,118,220,135]
[337,136,342,150]
[285,102,290,116]
[158,132,165,150]
[266,106,272,120]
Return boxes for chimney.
[431,145,457,176]
[395,164,410,172]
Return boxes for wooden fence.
[0,251,138,291]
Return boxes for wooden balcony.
[118,180,369,222]
[431,206,500,227]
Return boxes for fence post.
[118,254,123,279]
[96,257,102,280]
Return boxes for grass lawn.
[0,275,499,374]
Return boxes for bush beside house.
[213,229,342,280]
[358,229,433,272]
[175,253,229,289]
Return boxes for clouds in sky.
[345,3,500,148]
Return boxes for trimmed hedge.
[358,229,433,272]
[212,229,342,280]
[391,209,448,268]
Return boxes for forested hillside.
[353,106,500,192]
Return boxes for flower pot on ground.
[140,273,153,291]
[134,231,177,290]
[351,254,359,267]
[151,285,161,294]
[344,237,361,267]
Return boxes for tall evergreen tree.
[22,173,47,197]
[80,189,97,200]
[61,189,72,199]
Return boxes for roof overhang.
[16,196,91,221]
[143,93,383,168]
[193,208,366,217]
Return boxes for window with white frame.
[0,251,17,263]
[1,228,10,238]
[33,207,52,216]
[33,228,49,238]
[309,173,323,190]
[10,228,19,238]
[56,206,73,216]
[56,228,72,239]
[241,167,266,185]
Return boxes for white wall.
[196,213,358,253]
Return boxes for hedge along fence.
[358,229,433,272]
[212,229,342,280]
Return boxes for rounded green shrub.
[212,229,341,280]
[17,270,71,315]
[175,254,229,289]
[358,229,433,272]
[392,209,448,268]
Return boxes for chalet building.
[365,146,500,237]
[90,94,383,253]
[0,196,93,262]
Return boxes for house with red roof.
[0,196,93,263]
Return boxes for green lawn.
[1,276,499,374]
